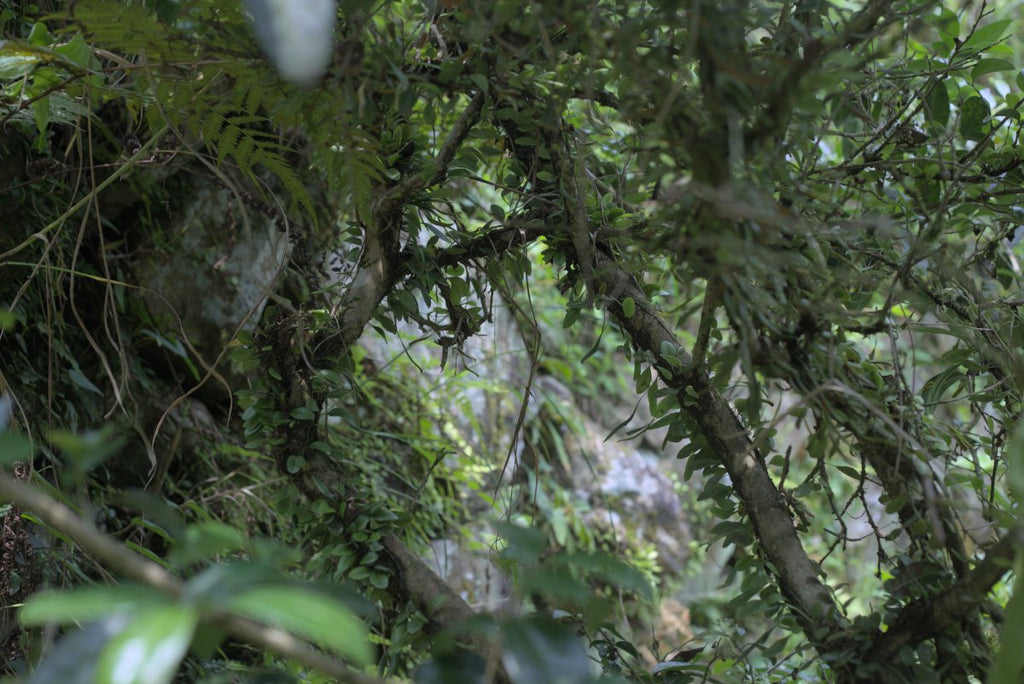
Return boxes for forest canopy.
[2,0,1024,682]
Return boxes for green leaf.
[836,464,862,480]
[33,97,50,142]
[48,429,125,477]
[1006,422,1024,504]
[0,307,16,330]
[170,522,248,566]
[963,19,1013,51]
[501,616,590,684]
[53,33,94,70]
[925,81,950,128]
[972,58,1015,82]
[550,506,569,546]
[26,621,114,682]
[95,604,198,684]
[290,405,315,420]
[188,621,228,660]
[622,296,636,318]
[27,22,52,46]
[517,569,593,605]
[495,521,547,564]
[987,553,1024,683]
[20,586,166,625]
[653,660,703,675]
[68,367,102,395]
[377,313,398,334]
[921,366,963,407]
[470,72,489,94]
[183,563,283,605]
[959,95,990,141]
[710,520,754,547]
[0,40,50,78]
[635,365,652,393]
[225,586,372,665]
[936,8,960,43]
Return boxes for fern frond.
[217,125,243,165]
[69,0,320,222]
[70,0,189,62]
[256,148,314,219]
[201,111,226,147]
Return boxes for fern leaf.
[217,124,243,165]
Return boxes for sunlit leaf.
[95,604,198,684]
[27,615,130,684]
[0,40,51,78]
[622,296,635,318]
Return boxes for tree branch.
[331,89,487,349]
[588,251,853,651]
[262,89,508,679]
[417,222,554,270]
[379,89,487,213]
[481,48,851,653]
[0,470,387,684]
[540,123,598,302]
[866,523,1022,665]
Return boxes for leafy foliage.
[3,0,1024,682]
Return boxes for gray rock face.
[358,299,692,604]
[134,183,288,367]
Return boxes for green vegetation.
[2,0,1024,681]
